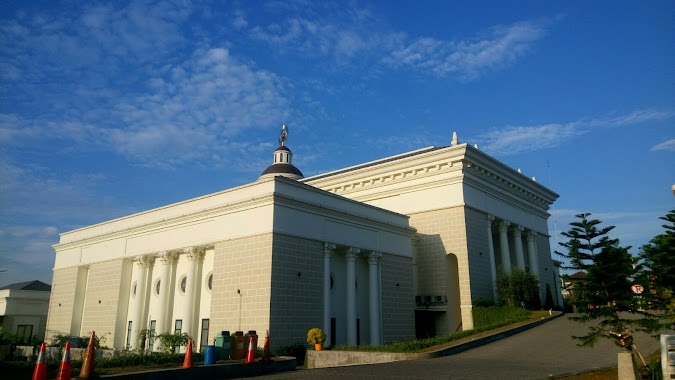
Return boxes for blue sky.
[0,1,673,286]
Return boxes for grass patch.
[333,307,535,353]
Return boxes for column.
[526,231,539,279]
[368,252,382,345]
[513,225,526,270]
[184,246,206,339]
[486,215,498,301]
[498,221,512,274]
[130,255,151,349]
[323,243,335,348]
[155,251,177,339]
[345,247,359,346]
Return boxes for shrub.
[273,343,307,363]
[306,328,326,344]
[155,332,190,353]
[496,268,541,309]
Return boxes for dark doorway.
[330,318,336,346]
[356,318,360,346]
[415,310,436,339]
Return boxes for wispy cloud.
[650,138,675,152]
[246,4,555,81]
[384,19,551,80]
[473,109,674,156]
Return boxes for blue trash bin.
[204,345,217,365]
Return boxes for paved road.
[254,315,662,380]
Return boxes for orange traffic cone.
[261,330,271,364]
[245,335,256,364]
[31,342,47,380]
[181,338,193,368]
[77,331,96,379]
[56,341,72,380]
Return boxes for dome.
[258,124,304,181]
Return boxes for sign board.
[631,284,644,294]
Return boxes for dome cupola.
[259,124,304,181]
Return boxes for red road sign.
[631,284,644,294]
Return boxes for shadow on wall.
[413,233,462,339]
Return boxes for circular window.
[155,279,161,295]
[132,281,137,297]
[207,273,213,291]
[330,274,334,289]
[180,276,187,294]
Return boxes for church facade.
[45,129,560,351]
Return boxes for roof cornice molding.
[271,192,416,237]
[305,145,558,208]
[53,194,276,251]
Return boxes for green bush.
[496,268,541,309]
[273,343,307,363]
[155,332,190,353]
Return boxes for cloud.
[650,138,675,152]
[384,19,551,80]
[246,4,554,81]
[473,109,674,156]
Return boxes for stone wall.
[45,266,79,341]
[209,233,274,346]
[380,253,415,343]
[269,233,324,349]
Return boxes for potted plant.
[306,328,327,350]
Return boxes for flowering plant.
[306,327,327,344]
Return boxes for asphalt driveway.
[255,314,663,379]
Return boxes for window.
[174,319,183,352]
[126,321,132,348]
[149,320,156,351]
[206,273,213,292]
[180,276,187,294]
[155,279,161,295]
[200,319,210,352]
[16,325,33,344]
[132,281,137,297]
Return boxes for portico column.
[526,232,539,279]
[368,252,382,345]
[184,246,206,339]
[155,251,177,340]
[513,225,526,270]
[346,248,359,346]
[323,243,335,348]
[486,215,498,301]
[498,221,512,274]
[130,255,151,349]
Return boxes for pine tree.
[556,213,659,347]
[637,210,675,329]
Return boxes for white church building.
[45,127,560,351]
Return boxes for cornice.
[53,194,276,251]
[271,192,416,237]
[305,144,558,211]
[316,156,465,196]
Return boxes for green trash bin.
[214,331,231,360]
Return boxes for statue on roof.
[279,124,288,147]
